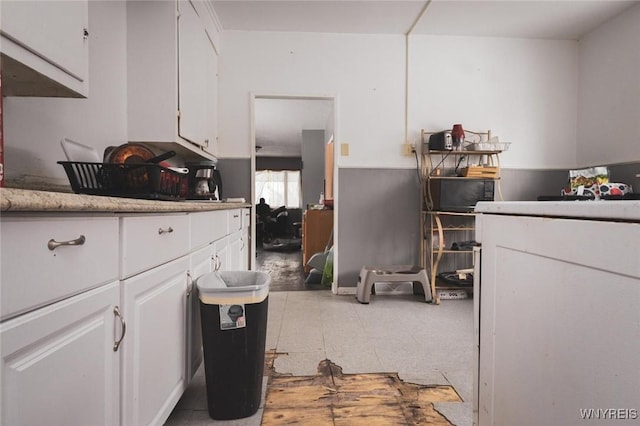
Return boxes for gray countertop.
[0,188,250,213]
[475,200,640,221]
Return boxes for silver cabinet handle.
[186,272,194,297]
[158,227,174,235]
[212,254,221,271]
[47,235,86,251]
[113,306,126,352]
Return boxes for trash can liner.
[197,271,269,305]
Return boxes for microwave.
[428,179,495,212]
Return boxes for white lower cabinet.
[227,230,243,271]
[0,281,121,426]
[0,207,250,425]
[186,244,215,383]
[475,211,640,426]
[213,235,229,272]
[121,256,189,426]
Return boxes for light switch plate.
[340,143,349,156]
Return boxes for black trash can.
[196,270,270,420]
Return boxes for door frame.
[250,93,339,293]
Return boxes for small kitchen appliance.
[185,160,222,200]
[427,131,453,151]
[428,178,495,212]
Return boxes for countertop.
[475,200,640,221]
[0,188,250,213]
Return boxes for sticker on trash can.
[220,304,246,330]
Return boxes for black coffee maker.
[185,160,222,200]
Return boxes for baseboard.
[336,286,356,295]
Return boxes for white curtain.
[255,170,301,208]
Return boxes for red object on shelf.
[451,124,465,150]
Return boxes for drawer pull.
[47,235,86,251]
[113,306,126,352]
[158,227,174,235]
[233,214,239,218]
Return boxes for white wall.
[409,35,579,169]
[3,1,127,186]
[577,3,640,167]
[218,30,580,170]
[218,31,408,168]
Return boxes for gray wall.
[215,158,251,202]
[301,130,325,208]
[609,163,640,189]
[499,169,568,201]
[334,166,595,288]
[256,156,302,171]
[499,162,640,201]
[337,168,422,287]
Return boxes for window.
[255,170,301,208]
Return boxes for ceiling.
[254,98,333,157]
[214,1,638,157]
[212,0,638,39]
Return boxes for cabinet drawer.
[190,210,228,249]
[228,209,242,233]
[121,214,189,279]
[1,216,119,321]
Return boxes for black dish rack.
[58,161,188,201]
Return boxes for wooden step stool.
[356,265,432,304]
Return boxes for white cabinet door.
[213,235,229,272]
[0,282,120,426]
[0,0,88,97]
[227,230,249,271]
[241,226,250,270]
[242,208,251,270]
[178,0,214,151]
[121,257,189,426]
[187,244,215,382]
[205,43,219,156]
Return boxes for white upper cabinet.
[178,0,218,153]
[127,0,220,161]
[0,0,89,98]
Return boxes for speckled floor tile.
[166,290,473,425]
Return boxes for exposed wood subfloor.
[262,357,459,425]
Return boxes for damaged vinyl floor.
[263,357,461,425]
[166,290,474,425]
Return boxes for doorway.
[251,95,335,291]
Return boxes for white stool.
[356,265,432,304]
